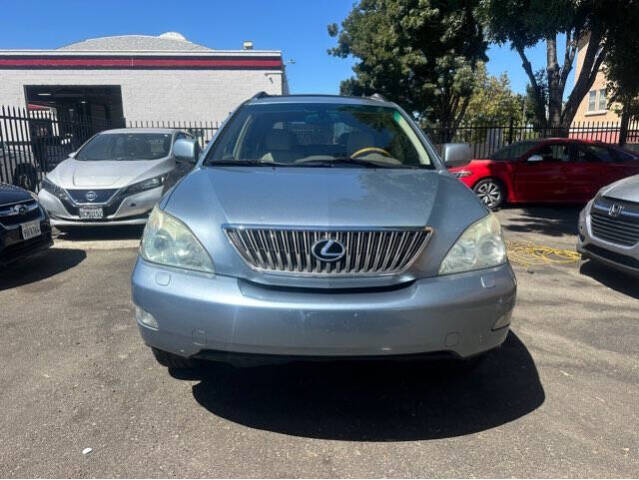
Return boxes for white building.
[0,32,288,127]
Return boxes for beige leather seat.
[261,130,298,164]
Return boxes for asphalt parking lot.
[1,207,637,477]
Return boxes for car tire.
[473,178,505,210]
[151,347,199,369]
[12,164,38,192]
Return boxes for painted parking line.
[53,238,140,250]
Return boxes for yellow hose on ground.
[506,240,581,268]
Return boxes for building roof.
[0,32,283,70]
[58,32,213,52]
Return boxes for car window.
[533,143,571,162]
[576,145,611,163]
[206,103,433,168]
[610,148,636,162]
[491,141,538,160]
[76,133,173,161]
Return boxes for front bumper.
[577,202,639,276]
[131,259,517,360]
[38,186,162,227]
[0,211,53,267]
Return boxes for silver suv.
[578,174,639,276]
[131,94,517,369]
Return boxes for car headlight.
[140,206,214,273]
[439,213,507,275]
[123,175,166,196]
[41,177,69,201]
[452,170,472,178]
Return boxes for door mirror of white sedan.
[68,151,77,158]
[174,138,199,164]
[528,154,543,162]
[443,143,471,168]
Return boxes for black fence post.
[507,117,515,145]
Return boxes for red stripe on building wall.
[0,57,282,69]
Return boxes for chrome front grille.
[591,198,639,247]
[591,213,639,246]
[225,226,432,276]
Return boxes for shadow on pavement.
[181,332,544,441]
[0,248,86,290]
[580,260,639,300]
[54,225,144,241]
[501,205,580,237]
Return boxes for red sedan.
[448,138,639,209]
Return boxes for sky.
[0,0,572,96]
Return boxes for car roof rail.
[251,91,269,100]
[369,93,387,101]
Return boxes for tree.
[479,0,631,130]
[603,1,639,145]
[328,0,487,132]
[464,63,525,125]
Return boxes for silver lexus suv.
[131,94,517,370]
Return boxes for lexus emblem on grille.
[608,203,624,217]
[311,239,346,262]
[85,191,98,202]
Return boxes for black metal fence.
[2,102,638,192]
[127,119,220,150]
[0,105,220,191]
[425,119,639,158]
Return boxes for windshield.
[76,133,173,161]
[490,140,538,160]
[205,103,433,168]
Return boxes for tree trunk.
[619,103,630,146]
[515,44,547,127]
[546,35,565,131]
[562,28,606,129]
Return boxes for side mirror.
[173,138,199,164]
[68,151,77,158]
[528,154,543,162]
[443,143,471,168]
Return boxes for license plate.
[21,220,41,240]
[79,207,104,220]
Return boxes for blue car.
[0,183,52,268]
[131,93,517,370]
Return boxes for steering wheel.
[350,146,392,158]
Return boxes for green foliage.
[464,63,525,125]
[328,0,487,127]
[604,0,639,117]
[479,0,631,129]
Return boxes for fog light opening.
[492,310,512,330]
[135,305,159,329]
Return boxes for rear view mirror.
[528,154,543,162]
[174,138,199,164]
[443,143,471,168]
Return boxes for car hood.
[601,174,639,202]
[46,157,175,189]
[163,167,489,286]
[0,183,33,205]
